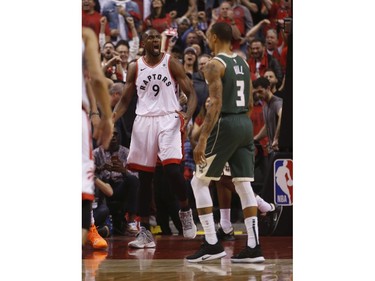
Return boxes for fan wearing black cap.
[182,47,198,77]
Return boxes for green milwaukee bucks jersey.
[214,53,250,114]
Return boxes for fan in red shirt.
[143,0,176,33]
[82,0,111,41]
[247,38,283,89]
[262,0,292,45]
[209,1,242,50]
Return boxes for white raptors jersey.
[135,53,180,116]
[82,40,90,112]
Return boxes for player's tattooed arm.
[200,59,222,141]
[193,59,223,164]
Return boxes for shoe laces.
[135,227,153,243]
[192,242,207,256]
[195,240,213,254]
[233,247,250,258]
[90,226,102,240]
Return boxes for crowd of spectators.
[82,0,292,241]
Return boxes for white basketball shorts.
[127,113,183,172]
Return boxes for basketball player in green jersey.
[186,22,265,263]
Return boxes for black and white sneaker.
[258,204,284,236]
[270,205,283,235]
[186,239,226,263]
[216,225,235,241]
[231,245,265,263]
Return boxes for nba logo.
[274,159,293,206]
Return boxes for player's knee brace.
[234,181,257,209]
[191,176,212,209]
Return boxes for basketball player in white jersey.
[113,28,198,248]
[82,27,113,245]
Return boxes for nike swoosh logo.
[201,255,210,260]
[140,68,146,71]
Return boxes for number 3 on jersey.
[236,80,245,107]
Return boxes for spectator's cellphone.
[165,27,178,37]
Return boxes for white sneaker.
[179,209,197,239]
[128,227,156,248]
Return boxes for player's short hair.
[210,22,232,43]
[142,28,159,41]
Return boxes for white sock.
[244,216,259,248]
[199,213,218,245]
[91,210,95,226]
[220,209,232,233]
[256,195,274,213]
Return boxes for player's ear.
[212,33,217,43]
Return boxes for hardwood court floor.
[82,234,292,280]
